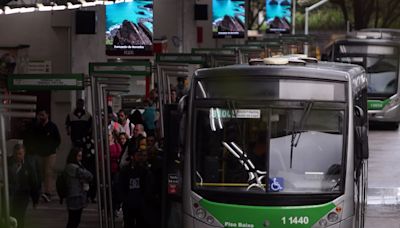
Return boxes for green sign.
[89,61,152,76]
[192,48,236,55]
[7,74,84,90]
[368,99,390,110]
[200,199,336,228]
[223,44,264,50]
[156,54,206,65]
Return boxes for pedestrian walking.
[64,148,93,228]
[8,144,40,228]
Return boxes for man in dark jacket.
[118,149,147,228]
[23,108,61,202]
[8,144,40,228]
[65,98,92,147]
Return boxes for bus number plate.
[281,216,309,225]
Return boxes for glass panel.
[194,102,345,194]
[195,107,268,192]
[366,56,397,94]
[269,108,344,193]
[335,44,399,95]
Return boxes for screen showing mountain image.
[106,0,153,56]
[266,0,292,33]
[212,0,245,38]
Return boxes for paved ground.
[365,126,400,227]
[21,127,400,227]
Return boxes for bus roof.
[334,37,400,47]
[195,61,364,83]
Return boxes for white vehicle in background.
[331,33,400,129]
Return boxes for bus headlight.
[387,96,400,109]
[327,212,339,223]
[206,216,215,224]
[196,208,207,219]
[318,218,328,226]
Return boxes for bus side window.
[354,87,369,160]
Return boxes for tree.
[247,0,266,31]
[330,0,400,29]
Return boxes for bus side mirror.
[354,105,365,122]
[355,126,369,159]
[354,105,369,159]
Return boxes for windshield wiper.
[290,101,314,168]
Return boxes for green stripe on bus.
[368,99,390,110]
[199,199,336,228]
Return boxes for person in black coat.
[118,148,148,228]
[23,108,61,202]
[8,143,40,228]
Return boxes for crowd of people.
[7,94,166,228]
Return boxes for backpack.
[56,170,68,204]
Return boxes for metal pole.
[157,64,165,138]
[0,112,36,118]
[0,115,10,228]
[97,84,109,228]
[102,87,115,228]
[90,77,104,228]
[0,104,37,110]
[304,7,309,55]
[304,0,329,55]
[292,0,296,35]
[0,95,37,102]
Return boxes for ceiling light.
[4,6,20,14]
[79,0,96,7]
[124,0,133,2]
[115,0,124,3]
[67,2,81,9]
[37,3,52,11]
[20,7,36,13]
[52,4,67,10]
[94,0,104,5]
[103,1,113,5]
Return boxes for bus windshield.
[193,79,346,194]
[335,44,399,97]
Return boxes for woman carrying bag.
[64,147,93,228]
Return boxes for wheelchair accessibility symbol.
[269,178,284,192]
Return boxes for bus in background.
[171,56,369,228]
[330,34,400,129]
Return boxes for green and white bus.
[331,36,400,128]
[177,57,369,228]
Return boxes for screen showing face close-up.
[106,0,153,56]
[266,0,292,33]
[212,0,246,38]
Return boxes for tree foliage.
[247,0,400,32]
[327,0,400,29]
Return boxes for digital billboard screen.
[106,0,153,56]
[212,0,245,38]
[266,0,292,33]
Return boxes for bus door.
[156,54,206,228]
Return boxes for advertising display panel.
[106,0,153,56]
[266,0,292,33]
[212,0,245,38]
